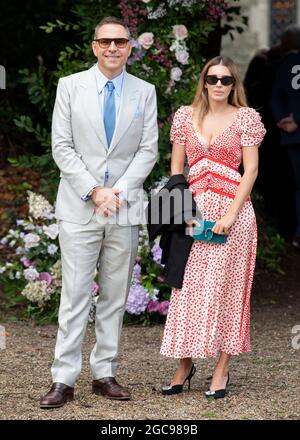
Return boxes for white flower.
[24,233,40,248]
[0,266,6,274]
[169,39,181,52]
[168,0,197,6]
[23,223,35,231]
[16,246,25,255]
[16,219,24,226]
[9,240,16,247]
[138,32,154,50]
[47,244,58,255]
[21,281,52,307]
[24,267,39,282]
[43,212,55,220]
[43,223,59,240]
[148,287,160,300]
[50,260,62,288]
[15,271,21,279]
[175,49,189,65]
[147,3,167,19]
[9,229,19,238]
[172,25,188,40]
[28,191,54,220]
[142,0,151,3]
[151,176,169,193]
[0,237,8,245]
[170,67,182,81]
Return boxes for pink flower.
[138,32,154,49]
[21,257,36,268]
[39,272,53,286]
[172,25,188,41]
[147,299,160,313]
[158,300,170,316]
[135,255,141,263]
[91,281,99,296]
[156,274,165,283]
[175,49,189,65]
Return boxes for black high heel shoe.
[205,373,230,399]
[161,363,196,395]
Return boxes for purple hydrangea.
[151,242,162,265]
[126,283,150,315]
[132,263,142,283]
[127,48,145,65]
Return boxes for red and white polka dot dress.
[160,106,266,358]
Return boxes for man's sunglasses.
[205,75,235,86]
[93,38,129,49]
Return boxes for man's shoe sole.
[92,388,131,400]
[40,395,74,409]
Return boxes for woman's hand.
[185,218,200,237]
[212,212,237,235]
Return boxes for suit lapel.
[108,72,140,156]
[80,67,108,150]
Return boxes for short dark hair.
[94,16,131,40]
[280,25,300,55]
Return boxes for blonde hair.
[192,56,248,130]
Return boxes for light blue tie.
[103,80,116,147]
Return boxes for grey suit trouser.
[51,214,139,386]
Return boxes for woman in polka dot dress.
[160,56,266,399]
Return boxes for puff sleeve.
[238,107,266,147]
[170,106,189,146]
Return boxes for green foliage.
[257,230,286,274]
[252,192,286,273]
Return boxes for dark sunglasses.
[94,38,129,49]
[205,75,235,86]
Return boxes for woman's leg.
[209,351,231,391]
[170,357,193,385]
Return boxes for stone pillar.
[221,0,269,78]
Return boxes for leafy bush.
[252,192,286,274]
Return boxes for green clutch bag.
[193,219,228,244]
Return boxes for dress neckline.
[190,107,242,151]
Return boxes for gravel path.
[0,252,300,420]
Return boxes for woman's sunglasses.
[205,75,235,86]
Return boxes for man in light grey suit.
[40,16,158,408]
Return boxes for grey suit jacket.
[52,66,158,225]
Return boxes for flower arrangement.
[0,192,61,322]
[0,189,170,325]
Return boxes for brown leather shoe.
[40,382,74,409]
[92,377,131,400]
